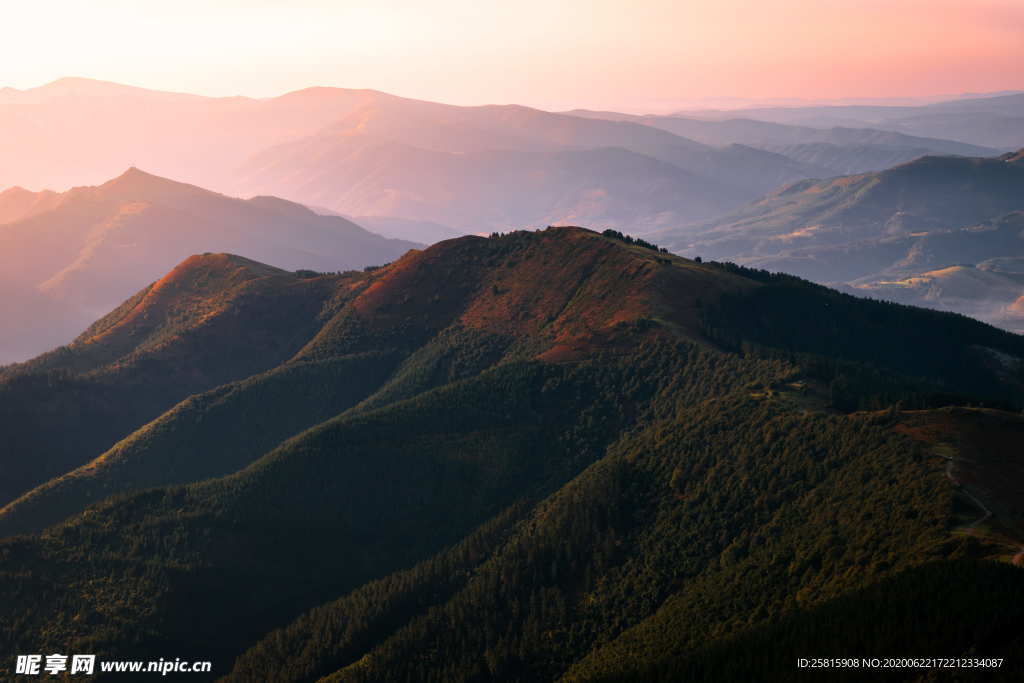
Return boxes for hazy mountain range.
[4,77,1016,240]
[229,94,834,231]
[661,90,1024,111]
[0,168,416,363]
[0,78,811,233]
[3,79,1023,359]
[673,92,1024,150]
[566,109,1001,175]
[661,150,1024,332]
[1,227,1022,680]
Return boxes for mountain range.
[660,150,1024,332]
[0,79,805,233]
[566,109,1001,175]
[229,95,830,231]
[675,92,1024,151]
[3,80,1023,359]
[1,227,1022,681]
[0,168,416,364]
[5,77,1013,242]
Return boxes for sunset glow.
[3,0,1022,111]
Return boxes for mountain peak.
[0,185,61,224]
[96,167,214,200]
[42,76,122,89]
[0,185,33,197]
[21,77,149,99]
[116,165,149,179]
[33,77,202,101]
[297,226,750,364]
[74,252,291,351]
[171,251,288,276]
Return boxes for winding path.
[935,453,992,530]
[935,451,1024,562]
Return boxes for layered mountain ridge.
[672,92,1024,150]
[1,226,1023,681]
[565,109,1001,175]
[660,149,1024,332]
[4,77,999,243]
[0,168,417,363]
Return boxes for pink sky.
[3,0,1022,111]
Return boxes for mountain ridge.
[0,168,418,364]
[1,226,1023,681]
[664,150,1024,255]
[0,79,832,236]
[564,108,1002,176]
[653,149,1024,332]
[0,250,344,512]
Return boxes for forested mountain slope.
[0,227,1022,682]
[0,253,341,509]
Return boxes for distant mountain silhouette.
[3,79,1015,242]
[0,186,61,223]
[660,151,1024,331]
[231,96,823,231]
[567,109,1000,174]
[0,168,418,363]
[676,92,1024,150]
[0,78,827,236]
[0,78,378,192]
[237,141,747,233]
[666,151,1024,254]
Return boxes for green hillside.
[0,254,341,509]
[1,227,1022,682]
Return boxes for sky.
[2,0,1023,111]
